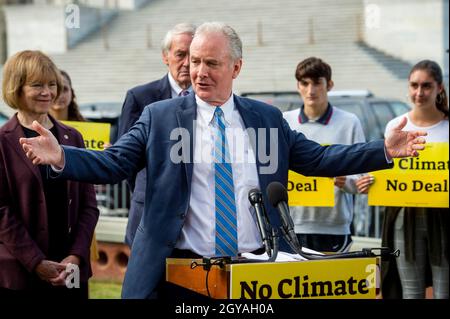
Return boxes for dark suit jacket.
[0,115,99,290]
[118,75,171,246]
[57,94,392,298]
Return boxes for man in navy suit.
[118,23,196,246]
[21,22,427,299]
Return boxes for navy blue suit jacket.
[118,75,171,246]
[59,94,391,298]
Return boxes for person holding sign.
[283,57,369,253]
[18,23,428,299]
[0,51,99,298]
[377,60,448,299]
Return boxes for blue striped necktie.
[213,107,238,256]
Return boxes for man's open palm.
[385,117,427,158]
[19,121,64,167]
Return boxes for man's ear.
[162,52,169,66]
[231,59,243,79]
[327,80,334,91]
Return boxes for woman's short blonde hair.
[2,50,62,110]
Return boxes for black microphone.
[266,181,302,254]
[248,188,272,257]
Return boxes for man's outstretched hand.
[19,120,64,168]
[385,117,427,159]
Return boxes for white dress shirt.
[167,72,192,98]
[175,94,263,256]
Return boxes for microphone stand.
[279,224,399,260]
[267,228,279,262]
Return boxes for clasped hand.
[35,255,80,286]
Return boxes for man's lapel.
[175,95,196,188]
[158,74,172,100]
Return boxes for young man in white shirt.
[283,57,371,252]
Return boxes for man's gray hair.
[161,23,196,54]
[194,22,242,61]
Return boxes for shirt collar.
[195,93,235,126]
[168,72,192,96]
[298,103,333,125]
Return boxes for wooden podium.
[166,258,229,298]
[166,256,380,299]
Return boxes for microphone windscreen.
[248,188,262,204]
[266,181,288,207]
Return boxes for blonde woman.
[0,51,99,298]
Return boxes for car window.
[370,102,396,132]
[332,101,365,121]
[245,95,302,113]
[241,92,299,99]
[331,101,381,141]
[389,101,411,117]
[267,99,293,112]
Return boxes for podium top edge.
[166,257,203,266]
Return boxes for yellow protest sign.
[62,121,111,151]
[368,142,449,208]
[230,257,379,299]
[288,170,334,206]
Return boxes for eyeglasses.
[25,82,58,93]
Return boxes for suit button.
[166,241,175,248]
[68,199,72,205]
[179,213,186,219]
[68,226,72,234]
